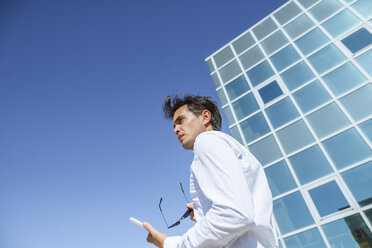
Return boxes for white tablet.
[129,217,143,227]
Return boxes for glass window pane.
[298,0,320,9]
[322,214,372,248]
[266,97,300,129]
[340,84,372,122]
[270,45,301,72]
[274,2,302,25]
[352,0,372,19]
[281,61,315,91]
[356,49,372,77]
[232,93,259,120]
[261,30,289,56]
[225,75,250,101]
[295,28,330,56]
[293,80,332,114]
[231,125,243,145]
[249,135,282,165]
[342,161,372,207]
[253,17,277,40]
[219,60,242,83]
[307,103,351,139]
[239,45,265,70]
[309,0,343,22]
[223,106,235,126]
[360,118,372,143]
[309,181,350,217]
[284,14,315,40]
[274,191,314,234]
[289,145,333,184]
[217,88,227,106]
[322,128,372,169]
[246,60,275,87]
[240,112,271,143]
[284,228,326,248]
[322,62,368,96]
[211,73,221,88]
[322,9,362,38]
[206,59,214,73]
[258,80,283,104]
[365,209,372,225]
[342,28,372,53]
[214,46,234,68]
[277,120,315,154]
[265,160,297,197]
[308,44,347,75]
[232,32,255,55]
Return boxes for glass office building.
[206,0,372,247]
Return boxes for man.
[143,95,277,248]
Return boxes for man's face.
[173,105,206,150]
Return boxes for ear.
[201,110,212,127]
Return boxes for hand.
[143,222,168,248]
[187,202,196,222]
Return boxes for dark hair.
[163,94,222,131]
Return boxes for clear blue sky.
[0,0,286,247]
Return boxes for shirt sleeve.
[164,133,255,248]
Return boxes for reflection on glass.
[322,9,361,38]
[249,135,282,165]
[206,59,214,73]
[213,46,234,68]
[322,128,372,169]
[212,73,221,88]
[280,61,315,91]
[352,0,372,19]
[219,60,242,83]
[360,118,372,143]
[323,214,372,248]
[232,93,259,120]
[297,0,320,9]
[261,30,289,55]
[342,161,372,207]
[306,103,351,139]
[295,28,329,56]
[293,80,331,114]
[265,97,299,129]
[225,75,250,101]
[217,88,227,106]
[258,80,283,104]
[277,120,315,155]
[309,181,350,217]
[246,60,275,87]
[231,125,243,145]
[232,32,255,55]
[356,49,372,77]
[365,209,372,226]
[273,191,314,234]
[223,106,235,126]
[342,28,372,53]
[270,45,301,72]
[284,14,315,39]
[274,1,302,25]
[340,84,372,122]
[284,228,326,248]
[322,62,367,97]
[308,44,347,75]
[309,0,342,22]
[252,17,277,40]
[239,45,265,70]
[265,160,297,197]
[289,145,333,185]
[240,112,271,143]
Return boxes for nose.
[174,125,180,135]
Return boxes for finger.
[143,222,154,233]
[187,203,194,209]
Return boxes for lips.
[178,134,184,141]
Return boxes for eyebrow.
[173,116,184,127]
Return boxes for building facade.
[205,0,372,247]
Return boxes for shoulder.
[194,131,234,153]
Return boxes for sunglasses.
[159,183,192,229]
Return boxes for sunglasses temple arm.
[180,183,190,203]
[159,198,170,228]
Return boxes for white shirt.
[164,131,277,248]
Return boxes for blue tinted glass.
[323,214,372,248]
[309,0,343,22]
[342,28,372,53]
[270,45,301,72]
[249,135,283,165]
[285,228,326,248]
[360,119,372,143]
[366,209,372,226]
[225,75,250,101]
[289,145,333,184]
[284,14,315,39]
[298,0,320,9]
[258,81,283,104]
[261,30,289,55]
[340,84,372,122]
[246,60,275,87]
[214,46,234,68]
[308,44,347,74]
[266,97,300,129]
[322,62,367,96]
[211,73,221,88]
[293,80,331,113]
[232,32,255,55]
[295,28,329,56]
[219,60,242,83]
[239,45,265,70]
[309,181,350,217]
[206,59,214,73]
[322,9,361,38]
[307,103,351,139]
[342,161,372,206]
[240,112,271,143]
[323,128,372,169]
[280,61,315,91]
[277,120,315,154]
[274,2,302,25]
[223,106,235,125]
[217,88,227,106]
[232,93,259,120]
[265,160,297,197]
[352,0,372,19]
[231,125,243,145]
[274,191,314,234]
[253,17,278,40]
[356,49,372,77]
